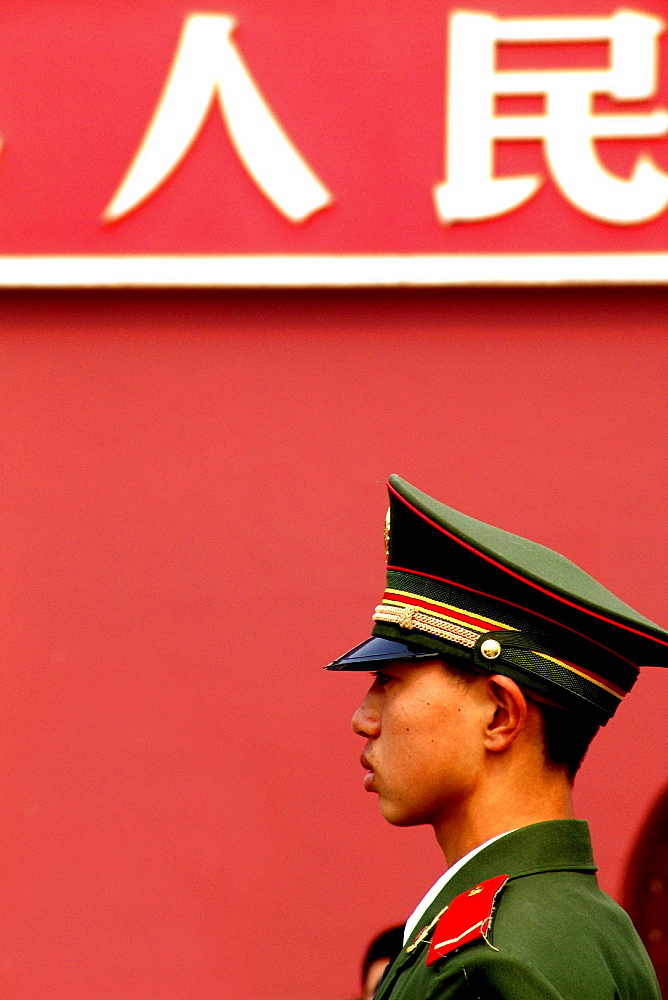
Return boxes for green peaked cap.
[327,476,668,722]
[392,476,665,643]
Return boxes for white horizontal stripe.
[0,253,668,287]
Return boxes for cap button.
[480,638,502,660]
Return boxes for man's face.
[363,958,391,1000]
[351,660,488,828]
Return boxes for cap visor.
[325,636,440,670]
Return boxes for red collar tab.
[425,874,509,966]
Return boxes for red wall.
[1,287,667,1000]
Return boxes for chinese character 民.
[436,11,668,226]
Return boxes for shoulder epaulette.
[425,874,508,966]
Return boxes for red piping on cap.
[388,482,667,656]
[387,565,635,670]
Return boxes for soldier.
[327,476,665,999]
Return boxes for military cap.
[327,476,668,723]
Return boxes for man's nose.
[351,691,381,738]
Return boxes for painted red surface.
[0,2,668,254]
[1,288,667,999]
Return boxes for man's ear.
[483,674,528,752]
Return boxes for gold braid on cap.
[373,602,480,648]
[373,589,626,703]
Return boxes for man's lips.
[360,752,376,790]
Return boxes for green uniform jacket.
[375,820,660,1000]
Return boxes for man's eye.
[372,671,392,685]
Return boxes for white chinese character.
[104,14,333,224]
[435,10,668,225]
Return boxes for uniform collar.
[374,820,597,1000]
[406,819,597,950]
[403,829,515,946]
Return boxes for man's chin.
[378,799,425,827]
